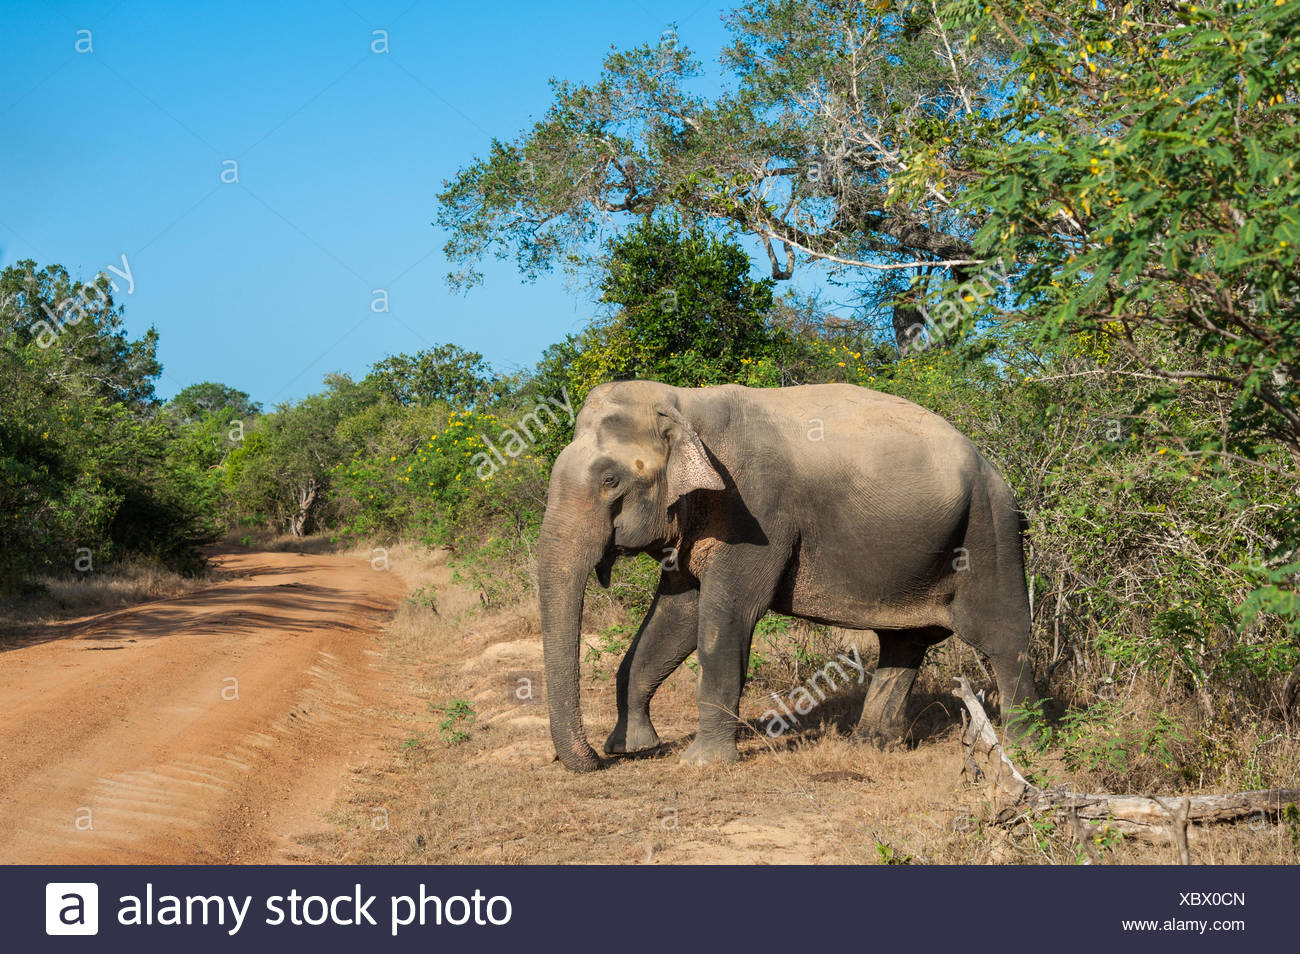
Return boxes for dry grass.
[1,528,367,636]
[0,553,214,637]
[221,526,349,555]
[301,542,1300,866]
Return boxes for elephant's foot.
[852,725,907,750]
[604,719,661,755]
[852,664,918,749]
[678,735,740,766]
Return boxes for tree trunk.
[288,478,318,537]
[892,301,926,354]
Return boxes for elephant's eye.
[602,473,618,488]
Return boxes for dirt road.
[0,548,406,863]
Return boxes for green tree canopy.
[537,219,793,403]
[436,2,1006,347]
[223,375,379,536]
[1,259,160,408]
[0,260,214,585]
[365,344,497,408]
[166,382,262,422]
[944,0,1300,463]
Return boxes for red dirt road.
[0,548,406,863]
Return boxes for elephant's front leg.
[679,572,769,766]
[604,576,699,755]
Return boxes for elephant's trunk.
[538,463,610,772]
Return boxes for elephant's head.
[538,383,724,771]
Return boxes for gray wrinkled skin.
[537,381,1034,772]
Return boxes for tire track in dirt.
[0,547,407,863]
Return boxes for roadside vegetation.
[3,0,1296,860]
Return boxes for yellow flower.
[837,361,846,367]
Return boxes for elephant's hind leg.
[605,576,699,755]
[854,628,947,747]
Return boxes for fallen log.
[951,677,1300,851]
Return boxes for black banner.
[12,865,1284,951]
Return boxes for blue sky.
[0,0,777,407]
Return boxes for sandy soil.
[0,548,407,863]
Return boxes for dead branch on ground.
[951,677,1300,856]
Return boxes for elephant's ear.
[655,403,725,506]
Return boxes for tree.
[166,382,261,422]
[223,376,374,537]
[1,259,160,408]
[949,0,1300,464]
[436,2,1006,349]
[365,344,496,408]
[0,260,214,585]
[927,0,1300,654]
[547,220,790,394]
[591,219,779,384]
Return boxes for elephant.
[538,379,1034,772]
